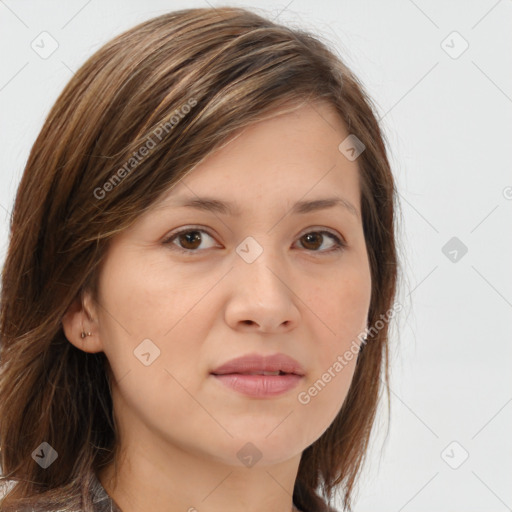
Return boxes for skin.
[62,100,372,512]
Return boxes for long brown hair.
[0,6,400,511]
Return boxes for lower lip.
[211,373,303,397]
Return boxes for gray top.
[89,473,320,512]
[0,472,335,511]
[90,472,122,512]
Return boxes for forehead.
[152,101,361,216]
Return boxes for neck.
[97,440,303,512]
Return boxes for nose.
[224,244,300,333]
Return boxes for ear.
[62,289,103,353]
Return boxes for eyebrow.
[169,196,359,219]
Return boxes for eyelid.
[162,225,217,244]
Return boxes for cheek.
[94,250,189,380]
[294,350,359,448]
[304,261,371,345]
[97,245,202,338]
[293,264,370,439]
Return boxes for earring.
[81,319,92,339]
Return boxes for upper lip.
[211,353,306,376]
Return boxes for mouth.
[211,370,291,376]
[209,352,305,397]
[210,371,303,397]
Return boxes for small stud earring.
[81,320,91,339]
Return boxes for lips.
[210,353,305,398]
[211,353,306,377]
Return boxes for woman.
[0,6,400,512]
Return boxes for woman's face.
[73,100,372,468]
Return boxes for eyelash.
[162,226,347,256]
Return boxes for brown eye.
[296,231,346,253]
[300,232,323,250]
[163,227,217,255]
[176,230,202,250]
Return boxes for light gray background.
[1,1,511,511]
